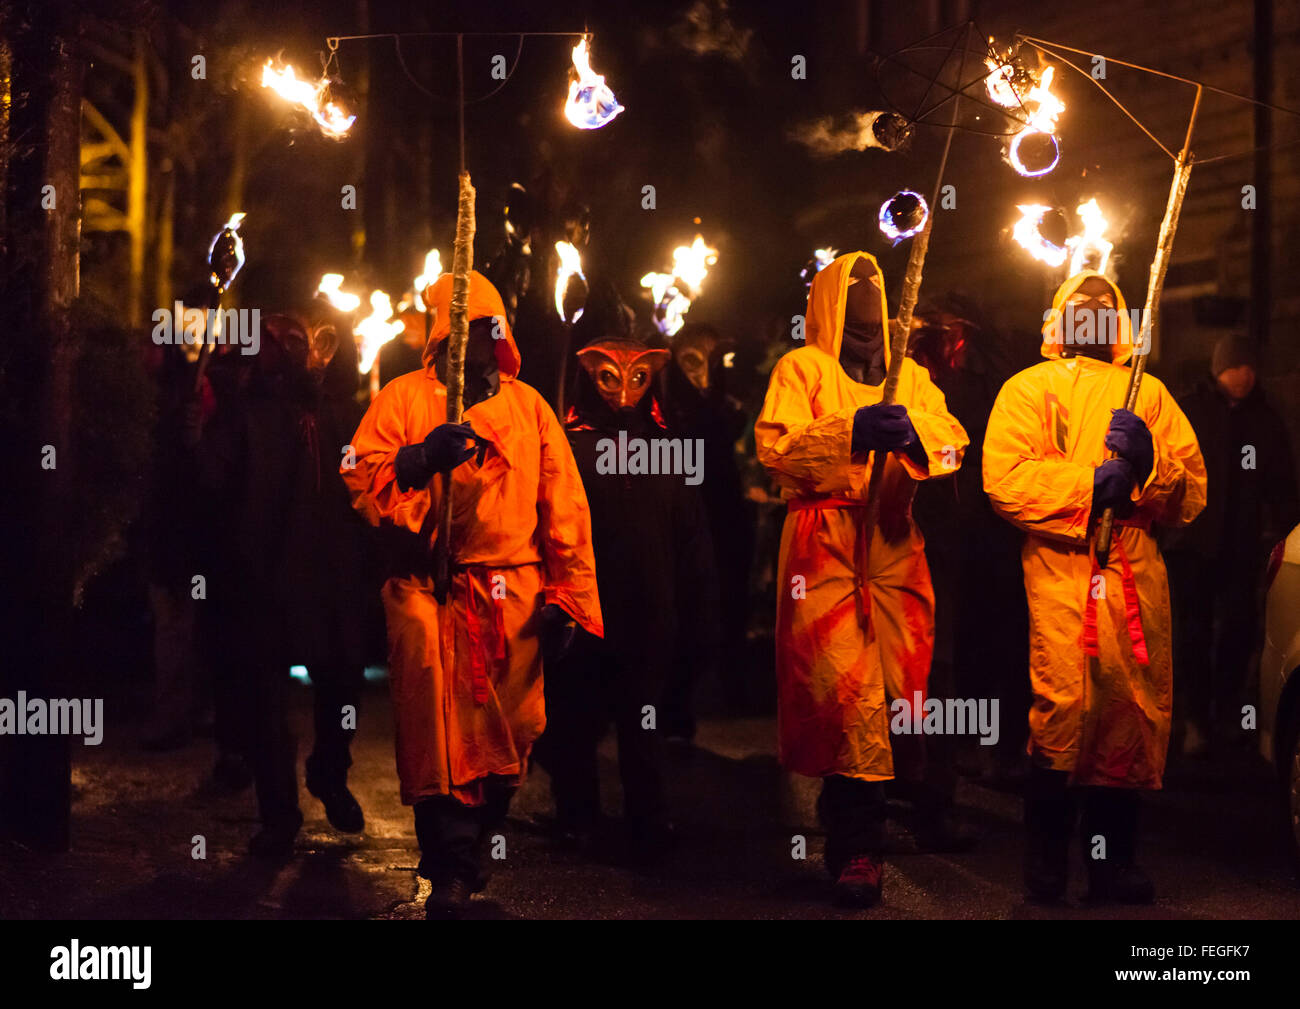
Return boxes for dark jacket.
[1163,376,1299,565]
[565,393,718,660]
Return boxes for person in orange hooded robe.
[342,271,602,914]
[982,271,1206,904]
[756,251,968,906]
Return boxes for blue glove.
[1092,458,1137,519]
[394,422,486,491]
[852,403,918,455]
[1104,409,1153,487]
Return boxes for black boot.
[1081,788,1155,904]
[306,762,365,834]
[1023,767,1071,902]
[425,877,473,919]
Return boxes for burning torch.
[193,212,247,394]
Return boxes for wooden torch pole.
[1094,86,1200,567]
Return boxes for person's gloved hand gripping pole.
[394,422,490,492]
[1090,409,1153,522]
[852,403,929,468]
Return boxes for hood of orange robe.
[805,251,893,382]
[1040,270,1137,365]
[421,270,523,379]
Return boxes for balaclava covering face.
[433,316,502,410]
[839,257,886,385]
[1063,276,1118,363]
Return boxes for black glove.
[394,422,486,492]
[851,402,918,455]
[1104,409,1154,488]
[539,602,578,666]
[1091,458,1137,519]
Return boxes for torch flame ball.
[872,112,913,152]
[1015,131,1059,175]
[887,192,925,233]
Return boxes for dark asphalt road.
[3,678,1297,919]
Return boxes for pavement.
[2,677,1297,920]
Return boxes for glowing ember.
[1012,204,1068,268]
[261,59,356,140]
[879,190,929,243]
[355,290,403,373]
[1065,198,1113,275]
[412,249,443,312]
[564,38,624,130]
[641,235,718,337]
[317,273,362,313]
[554,241,586,322]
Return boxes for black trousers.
[544,631,668,831]
[1168,550,1259,733]
[305,661,363,788]
[1025,766,1143,867]
[413,780,515,885]
[817,775,887,875]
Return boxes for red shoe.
[833,854,884,908]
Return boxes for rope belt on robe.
[787,495,886,630]
[438,562,525,705]
[1083,518,1151,666]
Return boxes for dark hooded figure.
[1164,336,1299,754]
[908,296,1029,832]
[543,279,718,860]
[659,323,755,727]
[197,307,371,855]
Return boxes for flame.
[1065,198,1113,276]
[640,234,718,336]
[355,290,404,373]
[412,249,442,312]
[1012,205,1067,268]
[564,38,624,130]
[261,59,356,140]
[984,53,1065,177]
[317,273,362,313]
[985,57,1021,108]
[554,241,586,322]
[224,212,247,231]
[814,247,838,271]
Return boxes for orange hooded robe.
[982,271,1206,788]
[342,271,603,806]
[755,251,969,781]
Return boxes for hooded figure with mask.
[196,308,371,855]
[982,271,1206,904]
[342,271,602,917]
[755,251,968,907]
[540,280,717,860]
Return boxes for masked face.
[578,341,669,412]
[1064,277,1118,361]
[306,324,339,374]
[434,317,502,409]
[673,336,716,392]
[840,259,886,384]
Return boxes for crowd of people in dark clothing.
[136,254,1297,915]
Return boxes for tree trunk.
[0,0,85,851]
